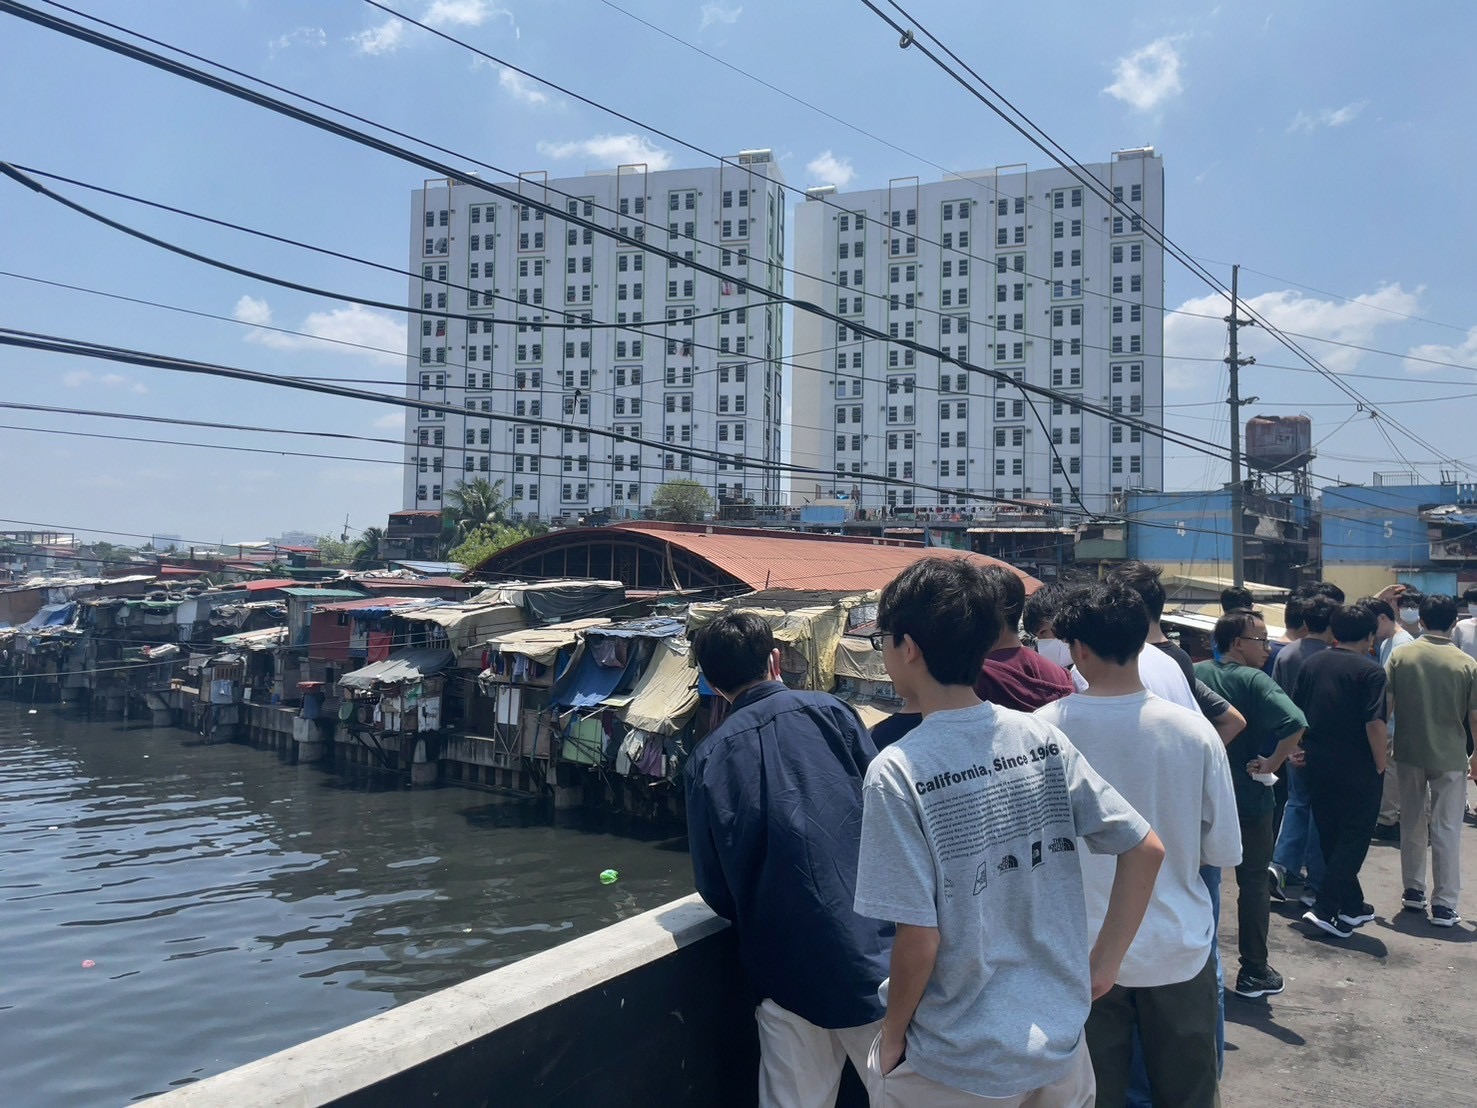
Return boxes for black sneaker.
[1338,902,1376,927]
[1372,822,1400,842]
[1268,863,1288,903]
[1430,906,1462,928]
[1233,965,1285,998]
[1302,907,1353,939]
[1402,888,1428,912]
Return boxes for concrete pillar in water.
[293,716,327,763]
[150,707,173,728]
[410,738,437,787]
[553,782,584,810]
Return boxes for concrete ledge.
[151,894,736,1107]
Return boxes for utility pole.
[1225,265,1256,586]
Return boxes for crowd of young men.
[684,561,1477,1107]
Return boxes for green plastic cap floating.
[599,869,619,884]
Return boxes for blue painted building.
[1321,481,1477,596]
[1116,488,1314,589]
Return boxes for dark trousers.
[1086,952,1220,1108]
[1307,758,1383,917]
[1234,811,1274,971]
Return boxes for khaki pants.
[867,1032,1094,1108]
[1395,764,1467,910]
[755,998,880,1108]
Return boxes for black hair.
[1300,594,1339,635]
[1053,583,1149,665]
[1463,586,1477,606]
[1420,594,1460,633]
[1108,560,1166,621]
[1330,601,1377,644]
[1311,581,1346,604]
[1283,594,1307,631]
[692,611,774,694]
[1365,597,1396,623]
[1213,609,1265,654]
[1399,587,1425,608]
[877,558,1002,686]
[979,564,1026,628]
[1022,583,1065,637]
[1220,586,1254,614]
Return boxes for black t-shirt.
[1291,646,1387,774]
[871,712,922,749]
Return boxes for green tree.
[651,479,713,523]
[314,535,355,565]
[448,522,542,570]
[352,526,386,569]
[444,478,510,540]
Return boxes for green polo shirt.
[1386,634,1477,773]
[1196,658,1307,818]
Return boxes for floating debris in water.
[599,869,619,885]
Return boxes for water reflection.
[0,704,689,1106]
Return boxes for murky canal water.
[0,704,690,1105]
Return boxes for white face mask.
[1036,638,1074,668]
[1468,603,1477,617]
[1399,607,1420,624]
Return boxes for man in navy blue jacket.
[686,611,891,1107]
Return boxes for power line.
[862,0,1470,477]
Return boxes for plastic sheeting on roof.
[395,602,526,654]
[620,638,700,735]
[688,592,875,692]
[338,648,454,690]
[586,616,684,641]
[215,627,288,652]
[834,633,890,683]
[491,580,626,627]
[22,602,76,630]
[549,640,643,709]
[480,618,611,666]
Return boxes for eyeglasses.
[868,631,891,650]
[1237,635,1269,645]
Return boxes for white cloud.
[499,68,549,106]
[537,134,673,171]
[805,150,856,188]
[1287,99,1370,134]
[372,412,409,430]
[700,2,742,31]
[1104,36,1186,111]
[62,370,148,395]
[269,27,326,57]
[1405,328,1477,376]
[426,0,501,26]
[351,18,406,55]
[1164,283,1422,389]
[232,296,408,367]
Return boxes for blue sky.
[2,0,1474,546]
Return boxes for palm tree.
[352,526,386,569]
[444,477,510,539]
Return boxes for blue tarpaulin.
[584,617,685,641]
[22,603,76,630]
[549,642,645,709]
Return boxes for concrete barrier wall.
[151,896,758,1107]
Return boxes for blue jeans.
[1126,865,1224,1106]
[1273,762,1324,892]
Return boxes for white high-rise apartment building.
[790,148,1164,516]
[402,153,786,517]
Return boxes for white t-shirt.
[1036,691,1241,987]
[855,702,1148,1098]
[1072,644,1198,712]
[1453,617,1477,662]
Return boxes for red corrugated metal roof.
[242,578,300,592]
[609,522,1040,593]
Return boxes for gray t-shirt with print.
[854,702,1149,1099]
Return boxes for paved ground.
[1219,822,1477,1104]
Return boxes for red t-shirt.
[973,646,1074,712]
